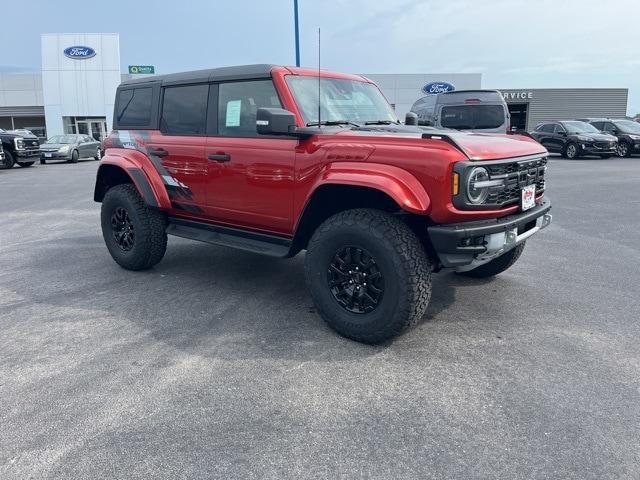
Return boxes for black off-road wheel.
[1,150,15,169]
[305,209,432,344]
[101,184,167,271]
[17,161,35,167]
[458,242,526,279]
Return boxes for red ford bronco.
[95,64,552,343]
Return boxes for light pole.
[294,0,300,67]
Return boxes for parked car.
[410,90,510,133]
[529,120,618,159]
[39,134,102,164]
[577,118,640,157]
[0,128,41,169]
[94,64,552,344]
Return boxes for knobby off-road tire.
[459,242,526,279]
[101,184,167,271]
[305,208,432,344]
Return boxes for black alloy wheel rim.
[111,207,135,251]
[327,246,384,314]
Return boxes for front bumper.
[16,148,40,159]
[428,199,552,268]
[40,151,70,160]
[579,143,617,155]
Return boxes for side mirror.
[256,108,297,136]
[405,112,418,126]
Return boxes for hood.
[341,124,547,161]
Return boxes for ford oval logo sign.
[422,82,455,95]
[63,46,96,59]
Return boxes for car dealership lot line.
[1,156,640,479]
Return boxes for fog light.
[460,237,472,247]
[505,228,517,246]
[542,213,552,228]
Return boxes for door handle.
[149,148,169,157]
[208,153,231,162]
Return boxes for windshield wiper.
[306,120,361,127]
[364,120,401,125]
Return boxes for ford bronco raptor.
[94,64,552,343]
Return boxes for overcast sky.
[1,0,638,114]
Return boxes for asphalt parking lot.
[1,155,640,479]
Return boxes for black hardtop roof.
[119,64,278,87]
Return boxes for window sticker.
[226,100,241,127]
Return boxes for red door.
[204,79,297,235]
[145,134,209,218]
[205,136,296,234]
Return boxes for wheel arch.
[291,165,432,254]
[94,151,170,209]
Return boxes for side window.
[217,80,282,137]
[553,124,565,134]
[538,123,552,133]
[602,122,615,133]
[161,84,209,135]
[84,135,93,142]
[116,87,153,127]
[591,122,604,130]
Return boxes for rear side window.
[537,123,553,133]
[553,124,566,134]
[591,121,604,130]
[440,105,505,129]
[116,87,152,127]
[161,84,209,135]
[217,80,282,137]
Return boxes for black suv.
[577,118,640,157]
[0,128,41,169]
[529,120,618,159]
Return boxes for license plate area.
[45,153,52,158]
[521,184,536,211]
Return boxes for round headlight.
[467,167,490,204]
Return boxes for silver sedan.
[39,134,102,164]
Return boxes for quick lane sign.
[128,65,155,74]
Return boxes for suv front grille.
[485,157,546,207]
[453,155,547,210]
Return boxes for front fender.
[96,148,171,209]
[311,161,431,214]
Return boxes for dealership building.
[0,33,630,140]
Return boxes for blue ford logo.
[422,81,455,95]
[63,46,96,59]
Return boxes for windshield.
[47,135,77,144]
[563,121,599,134]
[440,105,505,129]
[286,76,398,125]
[614,120,640,133]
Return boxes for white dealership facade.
[0,33,629,139]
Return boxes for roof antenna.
[317,27,321,128]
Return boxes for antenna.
[317,27,321,128]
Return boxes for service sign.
[63,46,96,59]
[422,81,455,95]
